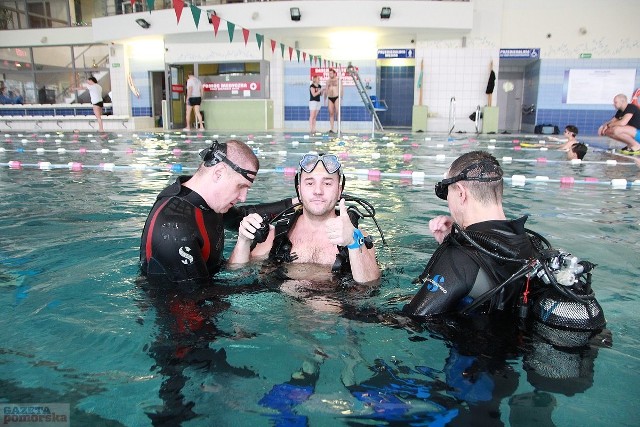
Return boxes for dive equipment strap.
[348,229,365,249]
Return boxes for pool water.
[0,130,639,427]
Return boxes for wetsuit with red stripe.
[140,176,292,286]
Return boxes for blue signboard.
[377,49,415,59]
[499,48,540,59]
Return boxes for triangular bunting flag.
[256,34,264,50]
[280,43,285,58]
[146,0,154,13]
[210,14,220,36]
[172,0,184,23]
[190,5,201,29]
[303,52,307,63]
[271,39,277,53]
[288,47,293,61]
[296,49,301,62]
[242,28,250,45]
[227,21,235,42]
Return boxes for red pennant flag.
[271,39,277,53]
[172,0,184,23]
[288,47,293,61]
[210,14,220,36]
[242,28,250,45]
[303,52,307,63]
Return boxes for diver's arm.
[346,234,380,284]
[228,213,274,265]
[328,199,380,284]
[223,197,296,231]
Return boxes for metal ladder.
[346,64,384,132]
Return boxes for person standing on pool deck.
[83,77,104,132]
[598,94,640,154]
[139,139,295,286]
[184,72,204,131]
[309,75,322,134]
[403,151,537,317]
[324,68,343,134]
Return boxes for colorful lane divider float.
[2,161,638,189]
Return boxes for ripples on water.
[0,131,638,426]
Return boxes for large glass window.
[0,44,109,105]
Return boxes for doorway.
[165,64,192,129]
[496,71,524,132]
[378,64,415,128]
[150,71,165,128]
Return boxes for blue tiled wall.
[379,65,414,127]
[535,58,640,135]
[284,106,371,122]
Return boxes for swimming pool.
[0,130,638,426]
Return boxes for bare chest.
[288,227,338,265]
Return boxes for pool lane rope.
[1,144,636,167]
[2,161,638,189]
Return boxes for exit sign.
[579,53,592,59]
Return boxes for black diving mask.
[435,160,503,200]
[199,140,257,183]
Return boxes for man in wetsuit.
[403,151,536,317]
[139,139,293,286]
[228,153,380,284]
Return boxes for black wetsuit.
[139,176,292,285]
[403,216,535,317]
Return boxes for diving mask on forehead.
[434,159,503,200]
[298,153,342,175]
[199,140,257,183]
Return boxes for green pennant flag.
[227,21,235,42]
[280,43,285,58]
[146,0,154,13]
[190,5,201,29]
[256,33,264,50]
[296,49,301,62]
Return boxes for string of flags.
[133,0,344,69]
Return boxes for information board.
[564,69,637,104]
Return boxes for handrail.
[474,104,481,134]
[448,96,456,135]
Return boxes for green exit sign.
[112,63,121,68]
[579,53,592,59]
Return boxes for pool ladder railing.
[474,104,481,134]
[448,96,456,135]
[347,64,384,133]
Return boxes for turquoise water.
[0,131,639,426]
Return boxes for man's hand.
[238,213,266,243]
[326,199,354,246]
[429,215,454,244]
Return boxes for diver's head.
[196,140,259,213]
[295,153,345,216]
[435,151,503,204]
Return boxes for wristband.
[347,228,365,249]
